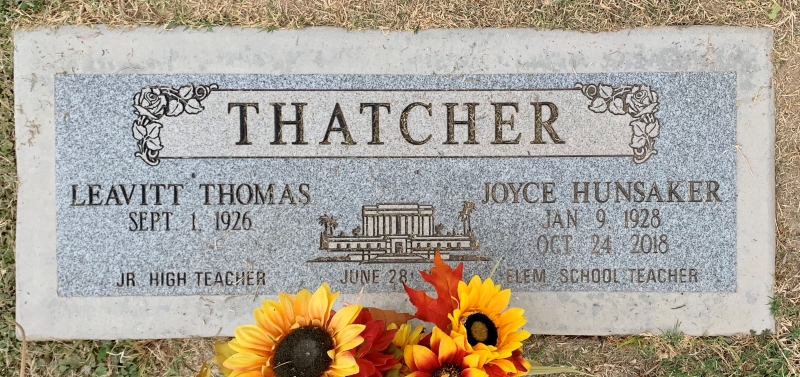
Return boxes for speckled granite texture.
[54,72,736,296]
[15,27,773,338]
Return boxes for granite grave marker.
[15,26,774,339]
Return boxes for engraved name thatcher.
[130,82,661,165]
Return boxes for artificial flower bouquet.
[200,253,585,377]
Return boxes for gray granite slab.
[54,72,736,296]
[15,26,774,339]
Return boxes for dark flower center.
[274,326,334,377]
[433,363,462,377]
[465,313,498,347]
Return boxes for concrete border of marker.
[14,26,774,339]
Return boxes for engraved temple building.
[312,203,483,263]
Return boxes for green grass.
[660,321,684,347]
[1,3,20,377]
[658,332,791,377]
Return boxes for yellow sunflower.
[448,276,531,376]
[388,323,427,350]
[223,283,366,377]
[384,322,428,377]
[213,341,236,376]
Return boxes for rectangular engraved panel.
[54,73,736,297]
[154,89,636,160]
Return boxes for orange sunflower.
[404,327,489,377]
[385,322,429,376]
[448,276,531,377]
[222,283,366,377]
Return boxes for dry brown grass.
[2,0,799,376]
[4,0,793,31]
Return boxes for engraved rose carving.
[625,85,659,117]
[629,113,660,149]
[575,82,661,163]
[133,87,168,119]
[130,83,217,165]
[586,83,627,115]
[165,85,205,116]
[132,117,164,152]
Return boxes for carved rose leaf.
[145,122,162,140]
[132,120,147,140]
[178,85,194,100]
[629,118,659,149]
[631,120,648,137]
[633,103,658,117]
[143,121,164,151]
[132,126,145,140]
[184,98,203,114]
[589,97,607,112]
[133,105,152,119]
[630,135,647,149]
[166,99,184,117]
[608,97,626,115]
[630,120,648,148]
[646,119,660,138]
[146,138,164,151]
[598,84,613,99]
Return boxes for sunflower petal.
[501,329,530,345]
[429,327,443,354]
[490,357,518,373]
[262,303,291,336]
[309,283,335,324]
[436,331,459,365]
[230,370,265,377]
[336,334,365,354]
[253,307,273,332]
[330,304,362,333]
[278,293,296,320]
[462,352,488,369]
[461,367,489,377]
[487,288,511,314]
[223,353,267,371]
[477,279,497,309]
[294,289,312,317]
[234,325,273,350]
[334,324,366,351]
[406,344,439,373]
[329,350,360,375]
[498,308,526,332]
[228,338,271,357]
[213,343,237,376]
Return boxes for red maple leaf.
[403,251,464,329]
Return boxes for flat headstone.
[14,26,774,340]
